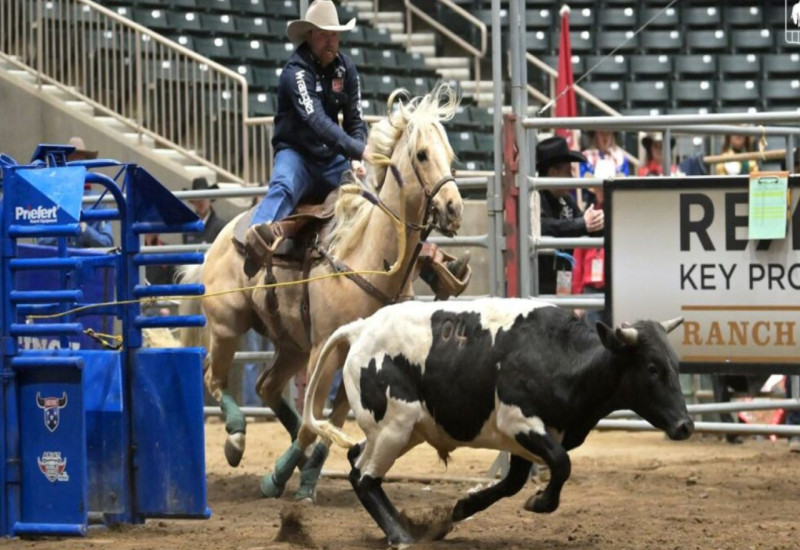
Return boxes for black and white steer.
[304,298,693,546]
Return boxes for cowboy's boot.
[418,246,472,300]
[245,222,284,265]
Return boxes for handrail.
[404,0,487,102]
[3,0,252,183]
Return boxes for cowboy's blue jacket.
[272,43,367,161]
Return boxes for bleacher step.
[408,45,436,57]
[122,132,155,148]
[64,100,95,116]
[343,0,372,12]
[153,148,193,165]
[358,11,404,25]
[93,116,129,131]
[183,165,217,182]
[425,57,471,69]
[391,33,436,47]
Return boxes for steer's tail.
[302,319,367,449]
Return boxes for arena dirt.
[7,419,799,550]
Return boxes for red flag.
[555,5,577,147]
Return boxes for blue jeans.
[251,148,349,225]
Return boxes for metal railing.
[402,0,487,102]
[2,0,250,183]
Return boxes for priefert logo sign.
[15,205,58,224]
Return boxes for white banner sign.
[609,178,799,369]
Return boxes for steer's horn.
[661,317,684,334]
[36,392,46,409]
[615,326,638,345]
[57,392,67,408]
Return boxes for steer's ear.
[596,322,635,352]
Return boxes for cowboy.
[245,0,368,262]
[243,0,470,300]
[535,136,604,295]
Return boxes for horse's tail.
[302,318,367,449]
[176,263,207,348]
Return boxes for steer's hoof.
[224,432,246,467]
[293,484,317,503]
[260,474,286,499]
[524,490,559,514]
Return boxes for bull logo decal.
[36,392,68,432]
[37,451,69,483]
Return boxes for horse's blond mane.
[324,82,460,258]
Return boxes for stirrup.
[245,223,284,264]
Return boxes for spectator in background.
[715,134,758,176]
[183,177,229,246]
[571,183,607,325]
[638,132,679,177]
[581,130,630,178]
[536,136,604,295]
[39,137,113,248]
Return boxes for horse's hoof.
[224,432,246,467]
[293,485,317,503]
[260,474,286,499]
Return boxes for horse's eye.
[647,364,659,377]
[416,150,428,162]
[451,168,456,177]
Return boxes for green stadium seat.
[599,8,637,30]
[683,6,721,29]
[687,30,729,53]
[580,81,624,104]
[232,0,266,15]
[194,36,235,61]
[629,54,671,80]
[168,10,203,33]
[763,53,800,78]
[569,30,594,53]
[133,8,172,31]
[731,29,774,53]
[719,54,760,79]
[200,13,238,36]
[641,6,678,29]
[672,80,716,108]
[524,30,551,54]
[625,80,669,109]
[253,66,282,91]
[763,79,800,107]
[725,6,763,29]
[640,30,682,52]
[717,80,761,108]
[674,54,716,80]
[584,55,627,80]
[230,37,268,63]
[249,91,275,116]
[597,30,638,53]
[265,42,293,66]
[198,0,233,13]
[526,8,554,30]
[235,14,280,40]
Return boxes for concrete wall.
[0,68,194,193]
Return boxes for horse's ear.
[386,88,408,117]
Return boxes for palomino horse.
[180,83,463,501]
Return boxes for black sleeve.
[539,192,588,237]
[281,63,365,160]
[341,61,368,148]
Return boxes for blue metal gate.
[1,145,210,536]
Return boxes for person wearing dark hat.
[245,0,369,263]
[183,177,229,246]
[638,132,678,177]
[536,136,604,296]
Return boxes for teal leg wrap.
[220,392,246,435]
[261,441,304,498]
[294,443,329,502]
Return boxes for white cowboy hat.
[286,0,356,46]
